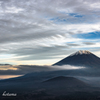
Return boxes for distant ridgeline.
[0,64,12,66]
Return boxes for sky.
[0,0,100,65]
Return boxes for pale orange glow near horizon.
[0,75,23,79]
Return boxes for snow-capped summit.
[75,50,91,54]
[70,50,91,57]
[53,50,100,68]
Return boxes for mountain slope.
[43,76,88,87]
[53,50,100,68]
[41,76,90,95]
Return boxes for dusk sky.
[0,0,100,65]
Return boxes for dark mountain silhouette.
[0,72,100,100]
[53,50,100,68]
[41,76,91,96]
[43,76,89,87]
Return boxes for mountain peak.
[70,50,91,57]
[77,50,91,54]
[53,50,100,67]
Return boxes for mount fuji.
[53,50,100,68]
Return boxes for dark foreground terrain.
[0,70,100,100]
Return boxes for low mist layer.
[0,64,85,75]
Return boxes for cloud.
[83,42,95,45]
[0,64,85,75]
[0,0,100,64]
[51,65,85,70]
